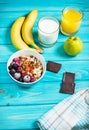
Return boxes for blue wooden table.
[0,0,89,129]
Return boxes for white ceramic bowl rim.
[7,50,46,85]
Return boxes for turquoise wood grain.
[0,7,89,28]
[0,0,89,8]
[0,82,89,106]
[0,0,89,129]
[0,105,53,130]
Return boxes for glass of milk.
[38,16,59,47]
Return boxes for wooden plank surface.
[0,0,89,129]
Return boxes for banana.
[11,17,40,53]
[22,9,43,53]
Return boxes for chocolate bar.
[47,61,62,73]
[60,72,75,94]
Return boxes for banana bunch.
[11,9,43,53]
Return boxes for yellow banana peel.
[22,9,43,53]
[10,15,43,53]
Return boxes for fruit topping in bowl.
[8,55,43,83]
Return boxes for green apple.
[64,36,83,56]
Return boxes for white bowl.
[7,50,46,87]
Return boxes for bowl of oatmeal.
[7,50,46,87]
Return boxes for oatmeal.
[8,55,43,83]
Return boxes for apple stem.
[71,36,76,40]
[73,38,77,40]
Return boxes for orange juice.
[61,7,83,35]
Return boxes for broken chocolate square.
[60,72,75,94]
[47,61,62,73]
[63,72,75,84]
[60,82,75,94]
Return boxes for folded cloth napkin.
[37,89,89,130]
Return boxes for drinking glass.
[38,16,59,47]
[60,6,83,36]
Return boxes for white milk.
[38,17,59,47]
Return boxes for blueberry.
[9,69,16,76]
[23,75,30,82]
[14,72,21,80]
[12,62,18,70]
[8,65,12,70]
[8,62,15,70]
[10,61,15,66]
[19,77,23,82]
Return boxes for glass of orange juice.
[60,6,83,36]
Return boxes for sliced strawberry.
[28,65,33,72]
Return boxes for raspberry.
[17,67,22,72]
[16,60,21,66]
[30,76,36,82]
[13,57,20,62]
[22,72,27,77]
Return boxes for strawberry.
[28,65,33,72]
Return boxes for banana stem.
[36,47,44,53]
[31,41,44,53]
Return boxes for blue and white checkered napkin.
[37,89,89,130]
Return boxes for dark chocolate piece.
[47,61,62,73]
[60,72,75,94]
[63,72,75,83]
[60,82,75,94]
